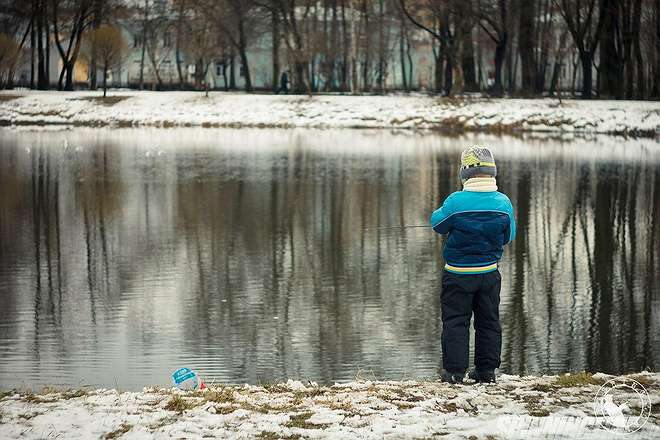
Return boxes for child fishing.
[430,146,516,384]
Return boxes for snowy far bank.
[1,91,659,137]
[1,372,658,439]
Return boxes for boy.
[430,146,516,384]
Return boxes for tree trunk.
[36,0,47,90]
[399,20,408,91]
[654,0,660,97]
[238,48,252,92]
[64,24,84,91]
[549,31,568,96]
[599,0,622,98]
[328,0,339,91]
[493,40,506,97]
[377,0,385,94]
[236,15,252,92]
[65,64,75,91]
[350,13,358,94]
[518,0,536,95]
[294,61,305,94]
[581,51,594,98]
[103,65,108,97]
[89,39,98,89]
[361,0,371,92]
[139,0,148,90]
[272,10,280,92]
[175,0,186,90]
[534,0,552,94]
[633,0,644,98]
[549,58,561,96]
[340,0,349,91]
[43,3,50,87]
[461,25,477,92]
[175,47,185,89]
[444,54,453,96]
[434,53,443,94]
[229,51,236,89]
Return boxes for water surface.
[0,128,658,390]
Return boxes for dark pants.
[441,269,502,373]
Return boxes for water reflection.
[0,128,658,390]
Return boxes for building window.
[216,60,224,76]
[133,34,141,48]
[163,32,171,48]
[240,65,246,78]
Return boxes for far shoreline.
[1,90,659,138]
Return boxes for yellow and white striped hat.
[460,146,497,180]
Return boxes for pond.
[0,128,658,390]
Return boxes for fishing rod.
[365,225,429,231]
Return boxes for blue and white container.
[172,367,205,390]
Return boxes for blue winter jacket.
[430,189,516,274]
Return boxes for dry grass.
[626,374,656,388]
[104,423,132,439]
[531,383,555,392]
[74,96,131,106]
[554,372,604,388]
[62,389,88,399]
[292,387,327,399]
[24,393,58,404]
[204,387,235,403]
[164,394,197,413]
[283,411,326,429]
[257,432,302,440]
[215,405,237,415]
[0,94,22,102]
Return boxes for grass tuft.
[0,94,22,102]
[626,374,656,388]
[215,405,237,415]
[554,372,603,388]
[204,387,235,403]
[260,381,289,393]
[104,423,132,439]
[257,432,302,440]
[164,394,196,413]
[74,96,131,106]
[292,387,326,399]
[62,389,88,400]
[531,383,555,392]
[284,411,330,430]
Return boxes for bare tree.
[51,0,94,91]
[201,0,261,92]
[400,0,463,96]
[553,0,606,98]
[0,33,21,88]
[0,0,32,88]
[273,0,315,94]
[85,24,126,96]
[475,0,508,97]
[87,0,123,90]
[172,0,190,89]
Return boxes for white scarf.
[463,176,498,192]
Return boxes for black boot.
[468,369,496,383]
[441,369,465,384]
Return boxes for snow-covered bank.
[1,90,659,136]
[1,372,658,439]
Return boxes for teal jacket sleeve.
[430,194,456,234]
[504,195,516,243]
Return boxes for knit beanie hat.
[459,146,497,181]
